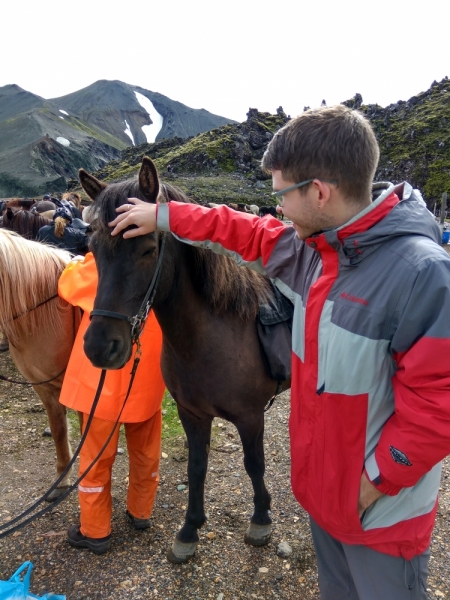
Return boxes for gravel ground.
[0,349,449,600]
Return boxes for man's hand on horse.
[109,198,157,238]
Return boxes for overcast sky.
[1,0,449,123]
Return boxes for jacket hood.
[320,182,442,267]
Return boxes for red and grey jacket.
[156,182,450,559]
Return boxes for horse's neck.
[153,239,207,340]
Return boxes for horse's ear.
[78,169,107,200]
[138,157,159,203]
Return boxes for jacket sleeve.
[58,252,98,312]
[156,201,289,276]
[366,255,450,495]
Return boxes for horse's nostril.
[108,338,122,361]
[84,329,130,369]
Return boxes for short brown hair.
[262,105,379,203]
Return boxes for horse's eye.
[142,248,155,258]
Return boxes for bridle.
[90,234,166,349]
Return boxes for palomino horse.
[80,157,290,562]
[0,230,81,499]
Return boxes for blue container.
[442,231,450,244]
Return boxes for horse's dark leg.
[167,407,213,564]
[235,416,272,546]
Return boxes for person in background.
[32,199,57,214]
[58,252,165,554]
[108,105,450,599]
[36,206,89,254]
[61,192,83,220]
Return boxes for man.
[109,105,450,599]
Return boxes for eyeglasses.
[272,178,338,205]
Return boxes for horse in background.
[259,206,278,218]
[0,230,81,499]
[3,198,37,211]
[208,202,259,216]
[1,208,52,240]
[80,157,290,562]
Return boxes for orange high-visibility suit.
[58,252,165,539]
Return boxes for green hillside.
[345,78,450,202]
[78,108,288,207]
[76,79,450,209]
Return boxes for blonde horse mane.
[0,230,72,345]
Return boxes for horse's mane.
[93,178,272,321]
[0,230,72,344]
[2,209,52,239]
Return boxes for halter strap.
[89,310,131,322]
[90,234,166,345]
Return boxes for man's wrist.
[363,468,401,496]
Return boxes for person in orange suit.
[58,252,165,554]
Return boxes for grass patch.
[67,389,183,447]
[162,390,184,439]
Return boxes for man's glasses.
[272,178,338,205]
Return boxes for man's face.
[272,170,324,240]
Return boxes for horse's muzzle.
[83,322,131,370]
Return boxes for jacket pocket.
[318,392,368,534]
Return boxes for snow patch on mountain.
[124,120,135,145]
[56,137,70,147]
[134,92,163,143]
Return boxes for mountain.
[79,79,450,211]
[0,81,235,197]
[343,78,450,203]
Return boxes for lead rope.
[0,367,66,386]
[0,235,165,536]
[0,350,141,537]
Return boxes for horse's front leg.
[167,406,212,564]
[235,415,272,546]
[34,385,73,501]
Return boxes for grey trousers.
[310,518,430,600]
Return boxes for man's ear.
[314,179,333,208]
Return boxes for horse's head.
[2,207,17,229]
[81,157,164,370]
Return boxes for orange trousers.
[78,410,162,539]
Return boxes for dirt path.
[0,350,449,599]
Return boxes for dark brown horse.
[80,157,290,563]
[3,198,37,211]
[1,208,51,239]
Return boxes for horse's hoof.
[244,523,272,547]
[45,486,72,502]
[167,539,199,563]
